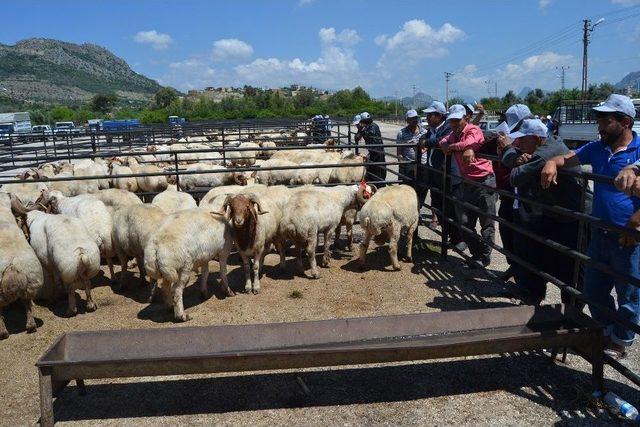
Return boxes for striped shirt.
[396,125,427,161]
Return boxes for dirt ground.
[0,122,638,426]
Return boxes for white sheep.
[329,152,366,184]
[108,158,138,192]
[111,204,167,292]
[12,202,100,316]
[42,190,116,279]
[217,192,285,293]
[0,180,49,204]
[199,184,250,208]
[281,185,359,279]
[126,157,168,193]
[357,184,419,271]
[91,188,142,216]
[176,163,247,191]
[225,142,258,167]
[257,140,277,158]
[0,197,44,338]
[151,185,197,214]
[143,208,234,322]
[254,159,298,185]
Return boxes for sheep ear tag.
[360,179,372,199]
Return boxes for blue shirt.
[575,132,640,226]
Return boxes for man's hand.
[441,143,452,155]
[515,153,532,166]
[462,148,475,165]
[496,134,511,154]
[619,208,640,246]
[540,160,558,189]
[614,165,639,195]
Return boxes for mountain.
[0,38,162,105]
[616,71,640,91]
[401,92,434,109]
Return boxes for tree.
[154,87,179,108]
[448,97,466,106]
[90,93,118,113]
[502,90,519,106]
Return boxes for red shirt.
[439,124,493,180]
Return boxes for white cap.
[465,104,475,115]
[592,93,637,118]
[423,101,447,115]
[360,112,371,120]
[505,104,533,131]
[324,115,329,119]
[446,104,466,120]
[509,119,548,140]
[546,115,552,120]
[352,114,361,125]
[405,109,418,119]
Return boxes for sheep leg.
[218,251,234,297]
[107,257,115,280]
[67,286,78,317]
[321,229,334,267]
[199,264,210,300]
[346,223,354,252]
[0,309,8,340]
[240,253,252,293]
[357,233,372,269]
[172,271,191,322]
[307,235,320,279]
[333,224,342,250]
[252,251,263,294]
[117,253,128,290]
[136,255,147,285]
[389,226,402,271]
[23,299,37,333]
[160,279,172,307]
[295,244,305,274]
[275,239,286,273]
[406,219,418,262]
[84,280,97,312]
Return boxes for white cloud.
[454,51,577,98]
[375,20,465,76]
[235,27,362,89]
[133,30,173,50]
[212,38,254,62]
[157,59,217,90]
[539,0,552,8]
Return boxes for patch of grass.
[289,290,303,299]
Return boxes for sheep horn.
[10,195,38,215]
[246,193,268,215]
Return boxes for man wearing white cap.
[542,93,640,358]
[502,119,589,305]
[439,104,496,267]
[396,109,427,184]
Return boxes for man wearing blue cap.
[503,119,589,305]
[541,93,640,359]
[396,109,427,185]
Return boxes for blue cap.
[447,104,466,120]
[505,104,533,131]
[509,119,548,140]
[593,94,636,118]
[423,101,447,115]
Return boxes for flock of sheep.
[0,129,419,336]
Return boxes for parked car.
[31,124,53,142]
[0,123,13,145]
[54,121,83,135]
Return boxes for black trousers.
[427,167,463,244]
[498,194,515,266]
[455,175,497,259]
[513,215,579,304]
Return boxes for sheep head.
[233,173,248,186]
[356,180,376,206]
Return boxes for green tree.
[154,87,179,108]
[90,93,118,113]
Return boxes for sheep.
[218,192,285,294]
[91,188,142,215]
[357,184,419,271]
[329,151,366,184]
[108,158,138,192]
[126,157,168,193]
[199,185,250,208]
[257,140,277,158]
[40,190,116,279]
[176,163,247,191]
[225,142,258,167]
[0,180,48,204]
[111,204,167,292]
[11,200,101,316]
[151,185,197,214]
[254,159,298,185]
[281,185,360,279]
[147,144,172,162]
[73,159,108,191]
[143,208,234,322]
[291,162,321,185]
[0,197,44,338]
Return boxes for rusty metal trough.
[36,304,603,426]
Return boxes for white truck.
[554,99,640,148]
[0,111,32,144]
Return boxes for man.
[359,112,387,184]
[352,114,363,145]
[464,102,485,126]
[541,93,640,358]
[439,104,496,267]
[396,109,427,185]
[419,100,461,242]
[502,119,589,304]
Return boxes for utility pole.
[556,65,569,91]
[394,90,398,117]
[444,72,453,108]
[581,18,604,99]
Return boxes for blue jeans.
[583,229,640,347]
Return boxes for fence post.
[571,176,589,308]
[221,127,226,165]
[173,152,180,190]
[9,137,15,167]
[439,154,450,261]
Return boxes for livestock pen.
[0,118,637,425]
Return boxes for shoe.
[468,255,490,269]
[499,267,515,281]
[604,342,628,360]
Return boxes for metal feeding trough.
[36,304,603,426]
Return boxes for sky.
[2,0,640,100]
